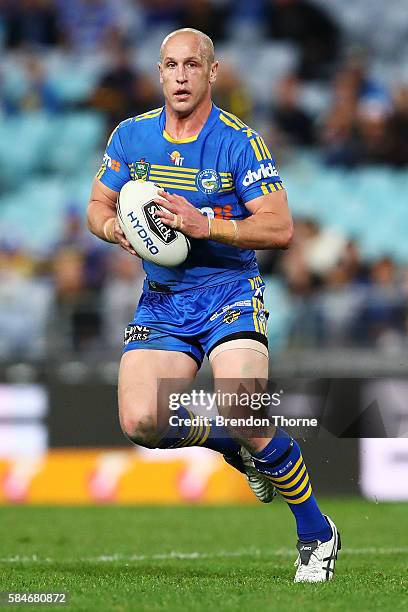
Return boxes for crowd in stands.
[0,0,407,360]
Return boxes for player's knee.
[120,412,158,449]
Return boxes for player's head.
[158,28,218,117]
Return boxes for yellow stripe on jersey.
[151,164,198,174]
[219,114,241,131]
[219,110,258,138]
[250,138,262,161]
[107,125,119,147]
[260,182,284,194]
[96,166,106,180]
[219,171,233,177]
[221,110,246,129]
[256,136,272,160]
[150,170,197,180]
[149,175,196,185]
[135,107,163,121]
[163,130,198,144]
[261,138,273,159]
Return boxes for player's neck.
[164,99,212,141]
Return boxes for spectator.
[102,250,144,350]
[51,248,101,353]
[265,0,341,80]
[213,63,252,124]
[3,0,60,49]
[18,55,61,113]
[387,86,408,167]
[89,45,161,133]
[178,0,231,43]
[358,257,406,348]
[271,74,315,146]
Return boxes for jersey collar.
[160,103,219,144]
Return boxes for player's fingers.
[154,199,178,214]
[157,189,175,202]
[118,240,140,258]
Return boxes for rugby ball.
[117,180,190,267]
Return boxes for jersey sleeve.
[232,134,284,203]
[95,123,131,192]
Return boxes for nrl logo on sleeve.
[243,162,279,186]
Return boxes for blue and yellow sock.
[158,405,240,456]
[252,428,332,542]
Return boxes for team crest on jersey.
[223,309,241,324]
[131,158,150,181]
[196,169,221,194]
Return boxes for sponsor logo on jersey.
[210,300,251,322]
[124,324,150,344]
[223,309,241,324]
[143,202,178,245]
[169,150,184,166]
[134,158,150,180]
[102,153,121,172]
[242,162,279,186]
[196,169,221,194]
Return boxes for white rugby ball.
[117,180,190,267]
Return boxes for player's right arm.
[87,179,138,256]
[87,122,138,256]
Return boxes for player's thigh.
[119,349,197,434]
[210,340,269,379]
[210,342,271,450]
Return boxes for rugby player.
[87,28,340,582]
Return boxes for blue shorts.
[123,275,269,368]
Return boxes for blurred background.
[0,0,407,505]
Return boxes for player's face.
[159,34,217,117]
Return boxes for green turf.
[0,499,407,611]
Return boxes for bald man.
[87,28,340,582]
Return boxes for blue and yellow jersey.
[97,104,284,291]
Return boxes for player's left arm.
[155,188,293,249]
[222,189,293,249]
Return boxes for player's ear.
[158,62,164,84]
[209,61,218,85]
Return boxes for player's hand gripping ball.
[117,181,190,267]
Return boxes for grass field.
[1,498,407,611]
